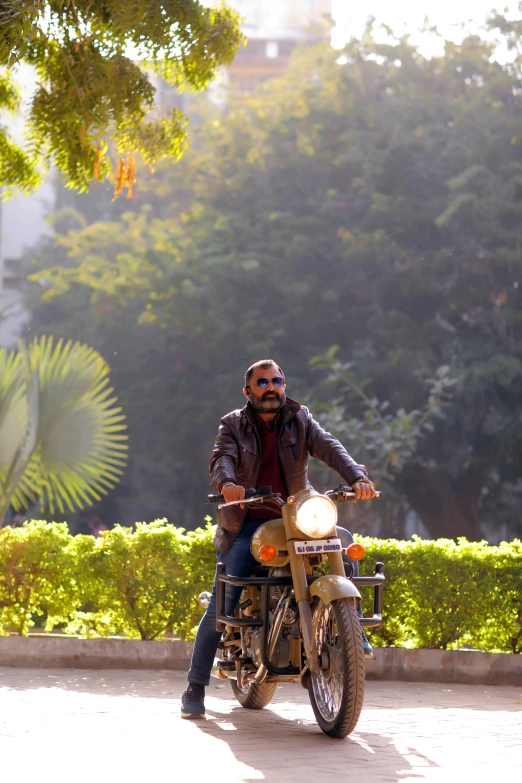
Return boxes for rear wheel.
[308,597,365,738]
[230,679,277,709]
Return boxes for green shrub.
[84,521,196,640]
[0,520,78,635]
[357,537,414,648]
[175,519,216,640]
[402,538,495,650]
[62,532,121,639]
[473,540,522,653]
[89,519,216,641]
[0,520,519,651]
[358,535,520,652]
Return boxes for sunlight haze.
[332,0,519,57]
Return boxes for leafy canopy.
[0,1,243,194]
[27,9,522,540]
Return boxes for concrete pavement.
[1,668,520,782]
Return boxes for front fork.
[286,526,348,674]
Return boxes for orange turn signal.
[259,544,277,562]
[347,543,365,561]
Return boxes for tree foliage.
[0,1,243,194]
[27,9,522,540]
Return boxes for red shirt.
[246,417,288,521]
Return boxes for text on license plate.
[294,538,342,555]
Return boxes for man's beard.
[249,390,286,413]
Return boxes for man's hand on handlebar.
[222,482,246,508]
[351,478,377,502]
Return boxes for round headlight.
[295,496,337,538]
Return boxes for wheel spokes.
[311,603,345,722]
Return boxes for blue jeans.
[187,521,360,686]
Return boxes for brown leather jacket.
[209,397,368,552]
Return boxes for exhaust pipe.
[211,659,231,680]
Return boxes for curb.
[0,636,193,671]
[365,646,522,686]
[0,637,520,685]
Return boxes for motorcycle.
[202,484,385,739]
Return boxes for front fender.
[309,574,361,604]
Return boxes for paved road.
[1,668,520,782]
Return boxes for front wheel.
[308,597,365,738]
[230,679,277,709]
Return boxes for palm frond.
[0,348,26,468]
[0,346,35,519]
[0,336,128,521]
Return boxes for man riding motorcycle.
[181,359,377,719]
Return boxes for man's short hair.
[244,360,285,387]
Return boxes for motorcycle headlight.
[295,496,337,538]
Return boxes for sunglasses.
[247,376,285,390]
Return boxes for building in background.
[0,63,54,347]
[0,186,54,346]
[0,174,54,347]
[220,0,332,94]
[158,1,333,108]
[0,233,30,348]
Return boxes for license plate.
[294,538,342,555]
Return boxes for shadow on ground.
[1,669,520,781]
[197,703,439,781]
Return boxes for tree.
[308,348,457,535]
[0,336,128,524]
[0,1,243,194]
[27,10,522,540]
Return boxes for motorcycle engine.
[244,628,262,667]
[243,567,299,669]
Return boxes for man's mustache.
[262,391,280,400]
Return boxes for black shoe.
[181,683,205,719]
[361,630,374,659]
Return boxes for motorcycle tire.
[230,679,277,709]
[307,597,365,739]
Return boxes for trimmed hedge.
[359,536,522,653]
[0,520,216,641]
[0,520,520,652]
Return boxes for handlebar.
[325,485,381,501]
[208,484,381,505]
[208,485,275,504]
